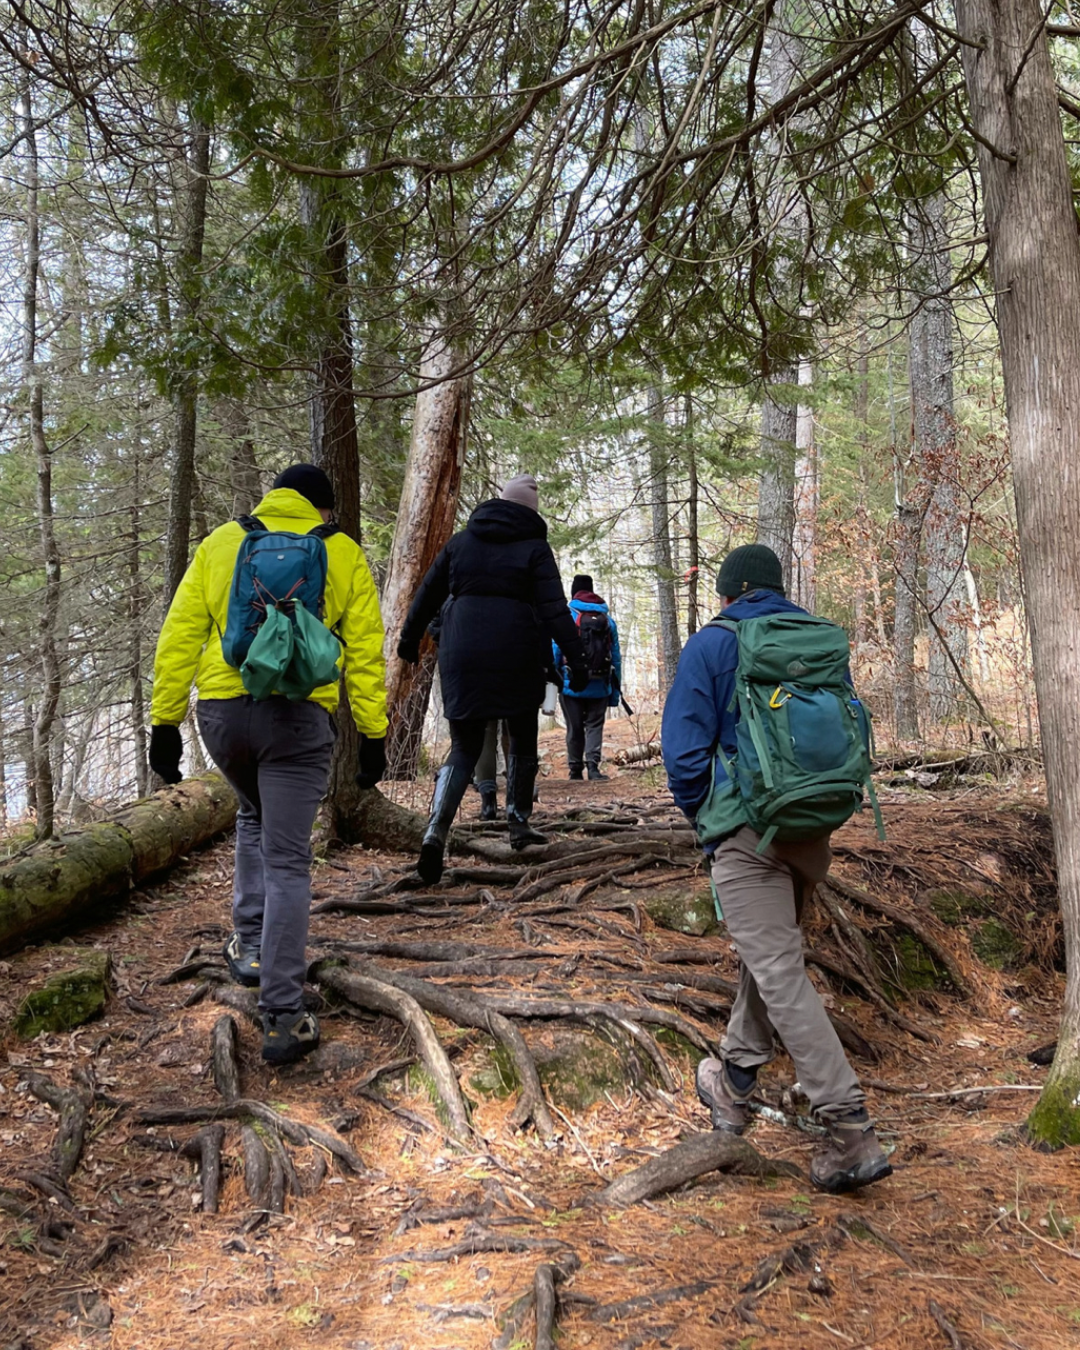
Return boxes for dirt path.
[1,734,1075,1350]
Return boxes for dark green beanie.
[716,543,784,598]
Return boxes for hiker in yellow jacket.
[149,465,387,1063]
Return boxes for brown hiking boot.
[810,1110,892,1193]
[695,1057,754,1134]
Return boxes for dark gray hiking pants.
[561,694,608,771]
[711,825,865,1118]
[197,697,335,1013]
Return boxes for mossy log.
[0,775,238,955]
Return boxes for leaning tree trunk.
[956,0,1080,1145]
[647,387,682,695]
[381,333,468,779]
[162,114,211,610]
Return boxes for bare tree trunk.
[648,387,681,695]
[162,116,210,610]
[853,336,870,650]
[792,355,817,611]
[129,451,149,799]
[19,58,62,840]
[686,396,700,637]
[908,191,967,721]
[0,697,6,826]
[956,0,1080,1145]
[757,380,798,590]
[381,332,468,779]
[218,397,261,517]
[892,479,922,742]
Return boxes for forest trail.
[1,724,1075,1350]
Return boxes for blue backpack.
[220,516,342,699]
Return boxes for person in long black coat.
[398,474,588,881]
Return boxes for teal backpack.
[220,516,344,701]
[695,612,883,853]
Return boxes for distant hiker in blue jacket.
[553,574,622,781]
[661,543,890,1195]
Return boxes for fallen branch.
[590,1130,803,1207]
[928,1298,967,1349]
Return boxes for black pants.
[447,714,538,778]
[561,695,608,771]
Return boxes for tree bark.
[955,0,1080,1145]
[162,115,211,610]
[129,448,149,799]
[381,332,468,779]
[792,354,817,611]
[648,386,681,695]
[18,49,63,840]
[892,490,922,742]
[0,775,237,955]
[686,395,700,637]
[218,397,261,517]
[908,190,967,721]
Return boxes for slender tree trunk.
[892,462,922,742]
[792,355,817,611]
[19,59,62,839]
[686,397,700,638]
[908,191,967,721]
[381,332,468,779]
[162,116,210,610]
[648,386,681,695]
[218,397,261,517]
[853,336,870,650]
[757,380,798,589]
[0,697,6,826]
[129,451,149,799]
[956,0,1080,1145]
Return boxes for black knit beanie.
[273,463,335,510]
[716,544,784,597]
[571,574,593,595]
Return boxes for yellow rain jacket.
[151,488,388,736]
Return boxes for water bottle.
[542,682,559,716]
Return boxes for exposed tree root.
[591,1130,804,1207]
[928,1297,968,1349]
[533,1262,559,1350]
[389,1229,573,1263]
[312,961,473,1142]
[211,1015,242,1102]
[740,1228,845,1295]
[240,1124,271,1209]
[180,1124,225,1214]
[24,1071,92,1182]
[590,1279,716,1322]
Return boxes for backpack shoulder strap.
[702,617,738,633]
[308,522,340,540]
[236,514,266,534]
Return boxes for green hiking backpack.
[694,612,883,853]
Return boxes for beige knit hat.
[500,473,539,512]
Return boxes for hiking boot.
[223,932,261,988]
[695,1057,755,1134]
[261,1008,320,1065]
[587,765,609,781]
[568,766,584,781]
[810,1109,892,1193]
[477,781,499,821]
[417,764,471,884]
[506,754,549,850]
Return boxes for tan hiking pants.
[710,825,865,1118]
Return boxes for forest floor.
[1,718,1077,1350]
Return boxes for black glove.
[568,667,591,694]
[397,638,421,665]
[148,725,183,785]
[356,735,387,790]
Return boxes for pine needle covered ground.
[1,721,1075,1350]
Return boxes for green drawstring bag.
[278,600,343,700]
[240,604,294,700]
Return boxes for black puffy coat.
[401,500,586,720]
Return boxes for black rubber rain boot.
[506,755,548,850]
[417,764,471,884]
[477,779,499,821]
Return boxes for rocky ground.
[1,724,1075,1350]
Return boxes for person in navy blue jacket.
[661,543,890,1195]
[553,574,622,780]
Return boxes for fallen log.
[611,742,663,766]
[0,775,238,955]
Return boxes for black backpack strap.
[236,514,266,533]
[308,522,340,540]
